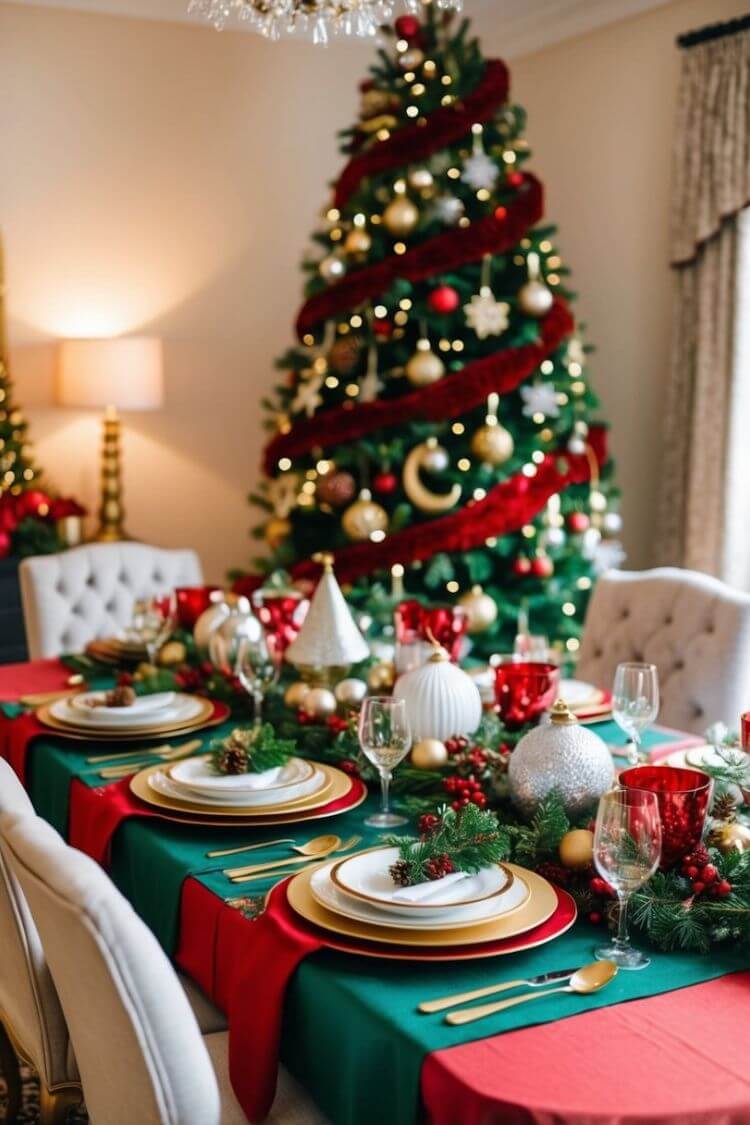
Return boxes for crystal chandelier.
[188,0,462,44]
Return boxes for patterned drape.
[655,26,750,577]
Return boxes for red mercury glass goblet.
[493,657,560,729]
[394,600,468,662]
[175,586,222,629]
[251,591,310,663]
[619,765,712,870]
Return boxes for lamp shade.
[56,337,164,411]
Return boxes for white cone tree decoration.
[285,553,369,684]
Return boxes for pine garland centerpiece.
[209,724,296,776]
[385,803,509,886]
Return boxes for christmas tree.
[236,9,621,660]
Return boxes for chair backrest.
[0,760,71,1088]
[578,567,750,733]
[0,810,220,1125]
[19,542,203,658]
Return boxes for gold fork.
[226,836,361,884]
[89,738,202,766]
[97,740,203,779]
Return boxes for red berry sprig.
[425,853,454,881]
[680,848,732,898]
[419,813,441,837]
[442,774,487,810]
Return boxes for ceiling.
[7,0,672,56]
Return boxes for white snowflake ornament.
[464,289,510,339]
[267,472,300,519]
[290,373,324,418]
[566,337,585,367]
[461,151,499,191]
[520,382,560,419]
[432,195,465,226]
[592,539,626,575]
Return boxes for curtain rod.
[677,13,750,48]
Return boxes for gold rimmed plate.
[287,863,559,950]
[36,697,226,742]
[130,760,348,819]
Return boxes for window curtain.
[655,21,750,579]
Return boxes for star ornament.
[461,152,499,191]
[520,382,561,419]
[290,373,324,418]
[464,290,510,339]
[266,472,300,519]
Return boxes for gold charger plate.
[130,760,347,819]
[287,862,558,949]
[36,696,221,742]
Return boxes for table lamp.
[56,337,163,541]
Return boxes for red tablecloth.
[3,659,749,1125]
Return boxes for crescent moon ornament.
[403,440,462,514]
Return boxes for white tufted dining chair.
[19,542,203,659]
[0,810,330,1125]
[0,759,81,1123]
[577,568,750,734]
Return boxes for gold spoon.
[227,836,361,884]
[445,960,618,1026]
[224,834,342,878]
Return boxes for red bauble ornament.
[567,511,590,533]
[428,285,460,314]
[394,14,421,40]
[372,319,393,339]
[373,471,398,495]
[316,470,357,508]
[512,556,532,577]
[507,171,524,187]
[0,529,11,559]
[530,555,554,578]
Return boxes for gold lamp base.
[94,405,130,542]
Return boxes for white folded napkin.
[391,871,469,904]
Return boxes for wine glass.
[131,594,176,666]
[358,697,412,828]
[593,787,661,970]
[612,662,659,764]
[513,633,551,661]
[234,631,279,727]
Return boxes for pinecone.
[712,792,737,824]
[217,744,249,775]
[389,859,413,887]
[425,853,454,881]
[105,684,137,708]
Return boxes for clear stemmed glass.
[612,662,659,764]
[593,788,661,970]
[234,630,279,727]
[358,697,412,828]
[131,594,177,666]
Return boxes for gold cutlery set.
[221,834,362,885]
[92,739,204,779]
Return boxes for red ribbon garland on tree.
[296,174,543,338]
[266,298,573,473]
[334,59,510,209]
[286,426,607,585]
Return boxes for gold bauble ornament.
[264,516,291,549]
[408,167,434,191]
[367,661,396,692]
[319,254,346,283]
[518,279,554,318]
[383,196,419,237]
[344,229,372,256]
[405,341,445,387]
[457,586,498,634]
[470,422,514,466]
[284,681,311,710]
[304,687,337,719]
[713,821,750,854]
[559,828,595,870]
[398,47,424,70]
[411,738,449,770]
[158,640,187,667]
[341,490,388,542]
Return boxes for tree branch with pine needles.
[383,803,510,886]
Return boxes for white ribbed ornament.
[393,645,482,741]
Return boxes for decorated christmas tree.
[235,8,621,660]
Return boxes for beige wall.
[0,0,745,580]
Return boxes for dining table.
[2,656,750,1125]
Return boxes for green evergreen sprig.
[209,724,296,776]
[384,804,510,886]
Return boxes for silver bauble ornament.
[383,196,419,237]
[207,597,263,671]
[508,700,615,818]
[411,738,449,770]
[408,167,434,191]
[405,342,445,387]
[602,511,623,535]
[284,681,311,710]
[567,436,587,455]
[518,279,554,318]
[341,490,389,541]
[541,526,566,549]
[457,585,498,634]
[319,255,345,283]
[305,687,337,719]
[470,422,514,466]
[334,677,368,708]
[420,442,449,474]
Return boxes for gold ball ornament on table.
[264,516,291,549]
[341,490,389,542]
[405,340,445,387]
[284,681,311,710]
[712,821,750,854]
[383,196,419,238]
[559,828,595,870]
[457,586,498,634]
[403,440,461,514]
[157,640,187,667]
[304,687,337,719]
[411,738,449,770]
[334,677,368,708]
[470,422,514,466]
[367,661,396,693]
[344,229,372,257]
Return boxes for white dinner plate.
[661,744,746,804]
[560,679,600,707]
[150,762,327,807]
[70,690,176,717]
[50,693,202,729]
[330,846,513,919]
[169,755,316,798]
[311,860,529,931]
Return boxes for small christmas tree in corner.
[235,6,622,660]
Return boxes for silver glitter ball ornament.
[508,700,615,818]
[334,677,367,708]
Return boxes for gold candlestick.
[96,405,129,542]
